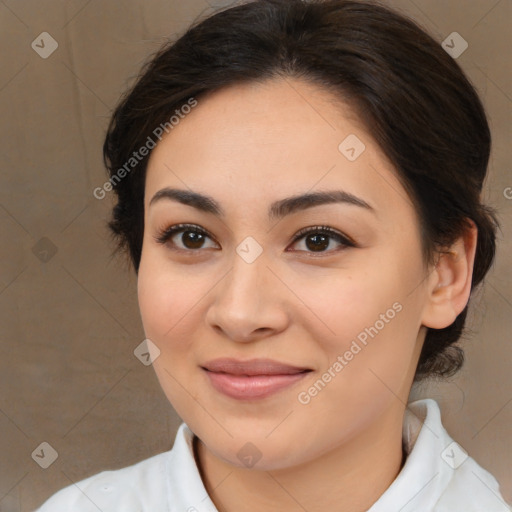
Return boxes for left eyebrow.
[148,187,375,220]
[269,189,374,220]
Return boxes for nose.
[205,250,289,343]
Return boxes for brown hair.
[102,0,498,381]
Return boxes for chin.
[197,423,314,471]
[220,442,305,471]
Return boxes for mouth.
[201,358,312,400]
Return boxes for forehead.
[144,78,413,223]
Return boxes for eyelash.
[154,223,356,256]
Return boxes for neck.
[194,404,406,512]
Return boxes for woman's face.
[138,78,434,470]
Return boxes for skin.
[137,78,477,512]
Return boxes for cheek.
[137,264,173,340]
[137,256,206,413]
[289,264,405,354]
[293,253,425,388]
[137,254,206,342]
[292,297,422,453]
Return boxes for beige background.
[0,0,510,510]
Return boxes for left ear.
[421,220,478,329]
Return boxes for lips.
[201,358,312,400]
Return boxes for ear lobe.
[421,221,478,329]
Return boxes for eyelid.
[153,223,216,246]
[291,225,356,247]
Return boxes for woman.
[36,0,510,510]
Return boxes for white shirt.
[35,399,510,511]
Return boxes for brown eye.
[177,230,207,249]
[154,224,218,252]
[289,226,355,254]
[303,233,330,252]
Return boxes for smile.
[201,358,312,400]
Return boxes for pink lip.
[201,358,312,400]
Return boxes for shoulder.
[34,449,171,511]
[410,399,510,512]
[371,399,510,512]
[34,422,210,512]
[433,453,511,512]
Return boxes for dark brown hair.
[102,0,498,381]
